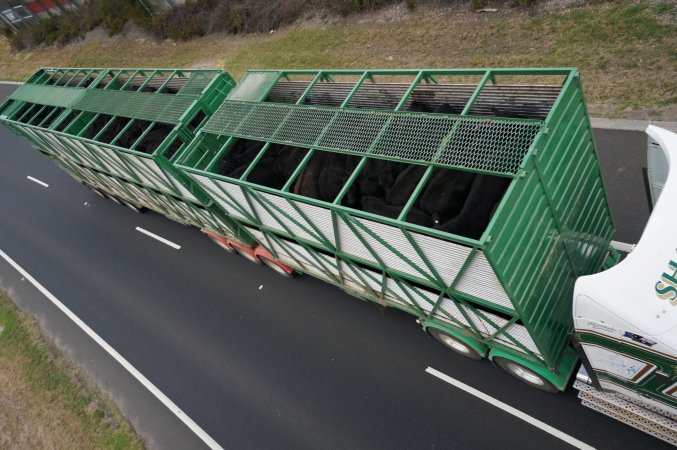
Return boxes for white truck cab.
[573,125,677,444]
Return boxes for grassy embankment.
[0,290,144,449]
[0,1,675,118]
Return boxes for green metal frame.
[0,67,251,243]
[2,66,615,389]
[172,67,611,382]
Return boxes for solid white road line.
[27,176,49,188]
[610,240,636,253]
[135,227,181,250]
[0,81,23,86]
[0,248,223,450]
[425,367,595,450]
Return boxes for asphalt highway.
[0,83,670,449]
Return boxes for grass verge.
[0,1,675,118]
[0,290,145,449]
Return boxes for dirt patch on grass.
[0,291,145,449]
[0,0,674,119]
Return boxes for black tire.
[206,234,235,253]
[493,357,559,393]
[103,192,122,205]
[428,328,483,360]
[232,245,261,264]
[91,187,106,198]
[260,256,294,278]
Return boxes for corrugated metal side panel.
[253,192,331,246]
[383,279,408,304]
[263,235,340,281]
[401,282,440,312]
[124,153,165,191]
[337,217,379,266]
[36,131,77,162]
[15,126,50,153]
[409,232,471,286]
[294,202,336,246]
[498,325,542,358]
[350,265,385,292]
[419,295,470,328]
[487,75,613,368]
[244,226,267,243]
[191,175,241,218]
[140,157,199,203]
[123,182,155,208]
[65,138,101,169]
[383,278,421,310]
[205,210,235,236]
[50,134,90,167]
[211,178,253,221]
[455,251,514,311]
[93,144,131,179]
[350,217,431,281]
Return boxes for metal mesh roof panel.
[201,100,543,175]
[178,72,218,95]
[10,84,85,108]
[73,90,197,123]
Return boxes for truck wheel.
[91,187,106,198]
[120,199,145,213]
[205,233,235,253]
[232,245,261,264]
[106,194,122,205]
[260,256,294,278]
[493,357,558,393]
[428,328,482,360]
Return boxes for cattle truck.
[0,67,251,245]
[0,67,675,444]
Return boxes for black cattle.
[293,151,360,203]
[385,164,426,206]
[293,151,325,199]
[405,206,434,228]
[245,144,308,189]
[358,158,398,198]
[432,174,510,239]
[318,163,359,205]
[417,168,476,225]
[361,196,401,220]
[217,139,264,178]
[114,120,149,149]
[97,118,130,144]
[135,123,174,154]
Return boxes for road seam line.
[27,175,49,187]
[0,248,222,450]
[135,227,181,249]
[425,367,595,450]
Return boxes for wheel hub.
[439,334,470,354]
[507,362,544,386]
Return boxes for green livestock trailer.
[174,67,615,391]
[2,67,675,442]
[0,67,246,242]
